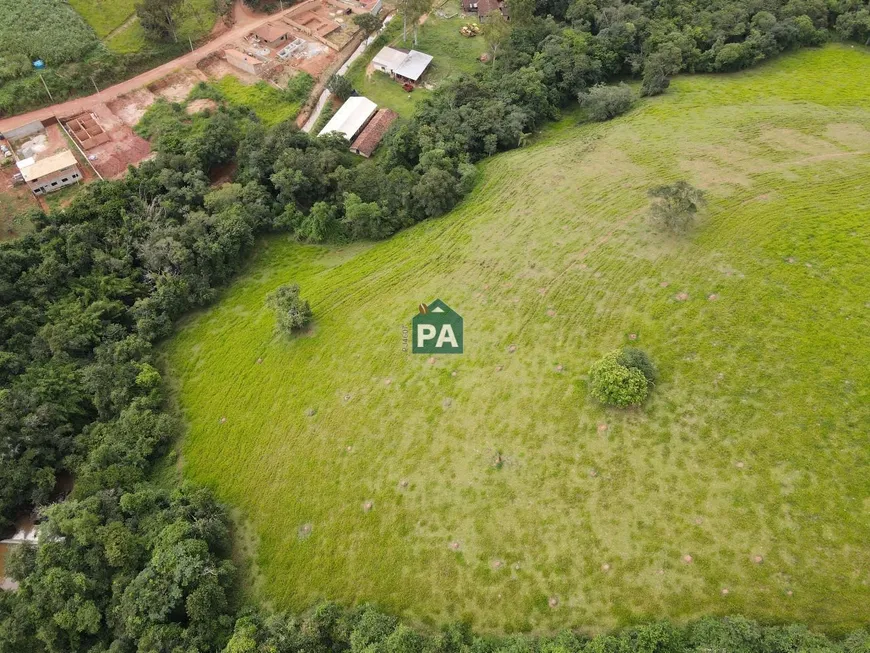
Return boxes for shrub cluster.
[588,347,657,407]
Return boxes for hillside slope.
[164,45,870,633]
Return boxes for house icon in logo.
[412,299,463,354]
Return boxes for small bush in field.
[588,347,656,407]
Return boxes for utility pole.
[189,36,194,52]
[90,76,100,95]
[39,74,53,102]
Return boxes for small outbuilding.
[319,96,378,141]
[225,48,265,76]
[350,108,398,157]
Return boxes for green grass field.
[70,0,220,54]
[348,4,487,118]
[163,45,870,634]
[69,0,138,38]
[214,76,302,127]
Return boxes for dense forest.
[1,0,869,647]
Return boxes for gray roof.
[394,50,433,81]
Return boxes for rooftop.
[319,96,378,140]
[18,150,78,182]
[372,46,409,71]
[254,22,290,42]
[351,108,398,157]
[394,49,433,81]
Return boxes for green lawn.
[348,5,487,118]
[76,0,220,54]
[163,45,870,634]
[214,76,302,127]
[69,0,137,38]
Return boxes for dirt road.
[0,3,288,133]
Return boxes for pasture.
[163,45,870,633]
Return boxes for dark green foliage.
[641,47,682,97]
[220,604,870,653]
[578,82,635,121]
[313,100,337,135]
[136,0,186,42]
[618,347,658,385]
[353,12,384,34]
[267,284,313,333]
[327,74,354,101]
[648,181,707,234]
[287,72,316,103]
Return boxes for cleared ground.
[164,45,870,633]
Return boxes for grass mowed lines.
[163,45,870,633]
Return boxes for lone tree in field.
[267,284,312,335]
[588,347,657,407]
[647,181,706,234]
[578,83,635,121]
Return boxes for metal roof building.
[394,50,433,82]
[319,96,378,141]
[371,46,434,82]
[372,46,409,73]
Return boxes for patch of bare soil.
[108,88,157,127]
[149,70,204,103]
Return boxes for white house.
[370,46,433,84]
